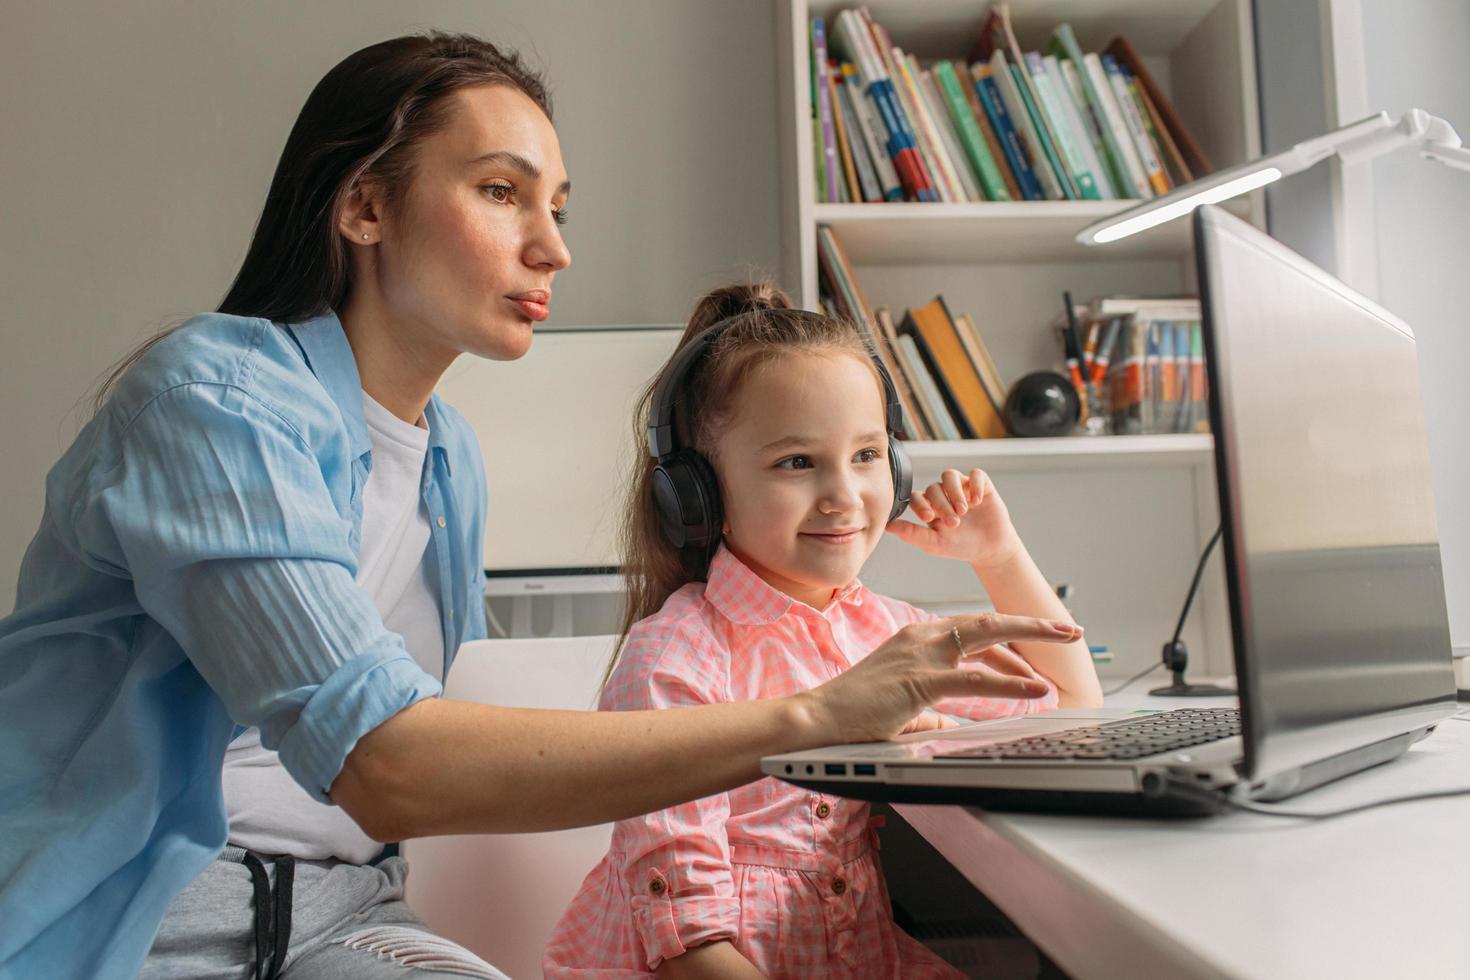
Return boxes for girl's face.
[371,83,572,363]
[713,351,895,609]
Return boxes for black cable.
[1171,524,1223,646]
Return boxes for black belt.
[240,852,294,980]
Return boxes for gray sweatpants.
[141,847,510,979]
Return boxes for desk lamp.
[1076,108,1470,246]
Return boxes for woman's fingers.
[961,642,1046,681]
[946,613,1081,662]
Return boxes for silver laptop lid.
[1196,205,1456,781]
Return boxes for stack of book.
[810,4,1213,204]
[1065,297,1211,436]
[818,224,1007,442]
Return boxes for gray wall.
[1359,0,1470,647]
[0,1,781,613]
[1255,0,1470,646]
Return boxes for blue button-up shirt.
[0,311,488,978]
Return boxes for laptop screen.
[1195,205,1456,781]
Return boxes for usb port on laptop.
[853,764,876,776]
[824,764,847,776]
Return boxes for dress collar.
[703,544,866,627]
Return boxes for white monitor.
[434,327,683,588]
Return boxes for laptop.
[762,205,1458,816]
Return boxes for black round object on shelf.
[1003,371,1081,437]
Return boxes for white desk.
[895,682,1470,980]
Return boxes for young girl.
[544,284,1101,978]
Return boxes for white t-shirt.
[221,391,446,863]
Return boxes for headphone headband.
[647,310,907,461]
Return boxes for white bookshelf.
[773,0,1262,680]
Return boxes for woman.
[0,33,1070,979]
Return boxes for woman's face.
[371,83,571,363]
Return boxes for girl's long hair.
[93,32,551,412]
[605,282,877,687]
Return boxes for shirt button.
[648,877,667,895]
[814,801,832,819]
[436,516,447,528]
[832,877,848,895]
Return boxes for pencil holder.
[1079,381,1112,436]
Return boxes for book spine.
[918,62,985,202]
[812,17,840,203]
[934,61,1010,201]
[1010,63,1076,199]
[836,10,935,201]
[1082,52,1152,198]
[1043,54,1111,199]
[958,62,1021,200]
[1053,24,1142,198]
[835,75,883,202]
[1055,54,1118,198]
[988,52,1065,200]
[842,63,903,200]
[864,13,946,201]
[889,47,964,202]
[1190,320,1210,433]
[1034,53,1105,201]
[972,66,1044,200]
[897,335,962,441]
[1025,52,1099,199]
[1103,54,1170,194]
[826,63,860,202]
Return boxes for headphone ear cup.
[887,438,912,524]
[652,449,723,551]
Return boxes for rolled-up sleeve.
[76,381,441,802]
[601,619,741,968]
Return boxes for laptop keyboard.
[937,708,1241,762]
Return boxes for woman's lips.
[508,291,550,321]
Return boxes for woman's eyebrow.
[468,150,572,195]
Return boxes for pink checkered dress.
[543,545,1059,978]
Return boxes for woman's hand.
[803,614,1083,745]
[886,468,1023,569]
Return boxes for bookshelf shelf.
[812,200,1252,264]
[904,433,1213,473]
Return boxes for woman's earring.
[361,233,370,241]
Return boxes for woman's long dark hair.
[93,32,551,411]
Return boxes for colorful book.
[902,297,1007,440]
[1052,24,1144,198]
[826,63,859,202]
[811,17,840,203]
[976,6,1079,199]
[1105,34,1214,176]
[841,63,904,201]
[971,64,1044,200]
[1025,51,1101,199]
[1101,54,1170,195]
[918,62,985,201]
[896,333,961,440]
[951,313,1008,418]
[933,60,1010,201]
[1129,70,1192,185]
[1081,52,1154,197]
[957,61,1022,201]
[986,51,1068,200]
[833,10,936,201]
[888,44,964,202]
[1056,54,1120,198]
[1189,320,1209,433]
[1040,53,1112,199]
[834,71,883,202]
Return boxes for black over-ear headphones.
[646,311,913,569]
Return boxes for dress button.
[648,877,667,895]
[436,516,447,528]
[814,801,831,819]
[832,877,847,895]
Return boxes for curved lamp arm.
[1077,109,1468,245]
